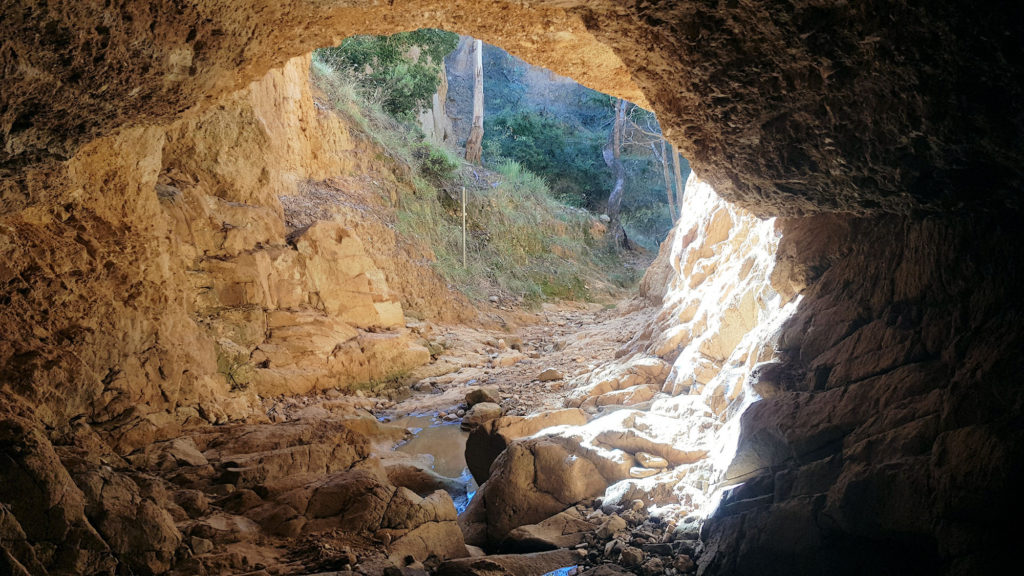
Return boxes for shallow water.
[392,414,470,478]
[389,413,478,514]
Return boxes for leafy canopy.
[316,29,458,120]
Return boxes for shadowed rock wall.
[699,211,1024,575]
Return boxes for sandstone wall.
[0,55,472,454]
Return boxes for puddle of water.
[542,567,579,576]
[389,413,479,515]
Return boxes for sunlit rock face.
[466,173,798,543]
[0,55,464,446]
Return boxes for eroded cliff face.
[0,54,470,450]
[1,54,479,575]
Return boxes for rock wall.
[0,54,469,453]
[699,210,1024,575]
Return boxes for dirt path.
[389,297,657,419]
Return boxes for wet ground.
[389,413,478,514]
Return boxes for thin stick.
[462,186,467,268]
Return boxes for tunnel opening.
[3,2,1024,576]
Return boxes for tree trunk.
[671,142,685,214]
[605,99,628,247]
[656,139,677,221]
[464,39,484,164]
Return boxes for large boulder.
[460,437,609,546]
[435,549,582,576]
[460,402,503,431]
[0,414,116,574]
[465,409,588,484]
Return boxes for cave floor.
[153,297,668,576]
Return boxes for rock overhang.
[3,0,1023,216]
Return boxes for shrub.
[416,142,460,181]
[315,29,458,121]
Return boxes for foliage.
[216,348,254,391]
[416,142,459,181]
[484,110,610,206]
[315,29,458,120]
[476,43,684,248]
[311,41,642,306]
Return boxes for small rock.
[493,352,527,367]
[674,555,696,573]
[465,387,501,406]
[456,409,466,417]
[619,546,644,566]
[536,368,563,382]
[604,539,624,557]
[597,515,627,539]
[460,402,502,430]
[190,536,214,555]
[640,557,665,576]
[496,338,508,350]
[635,452,668,469]
[629,466,659,478]
[489,295,499,303]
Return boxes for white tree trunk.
[671,142,685,214]
[464,39,484,164]
[657,139,678,221]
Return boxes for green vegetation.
[315,30,458,121]
[311,37,640,305]
[476,44,685,251]
[485,110,610,207]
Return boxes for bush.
[484,110,610,207]
[417,142,459,181]
[315,29,458,121]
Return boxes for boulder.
[500,508,598,552]
[460,402,502,431]
[388,521,469,564]
[460,437,609,545]
[465,387,501,406]
[435,549,581,576]
[465,408,588,484]
[0,415,117,574]
[536,368,563,382]
[304,469,395,532]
